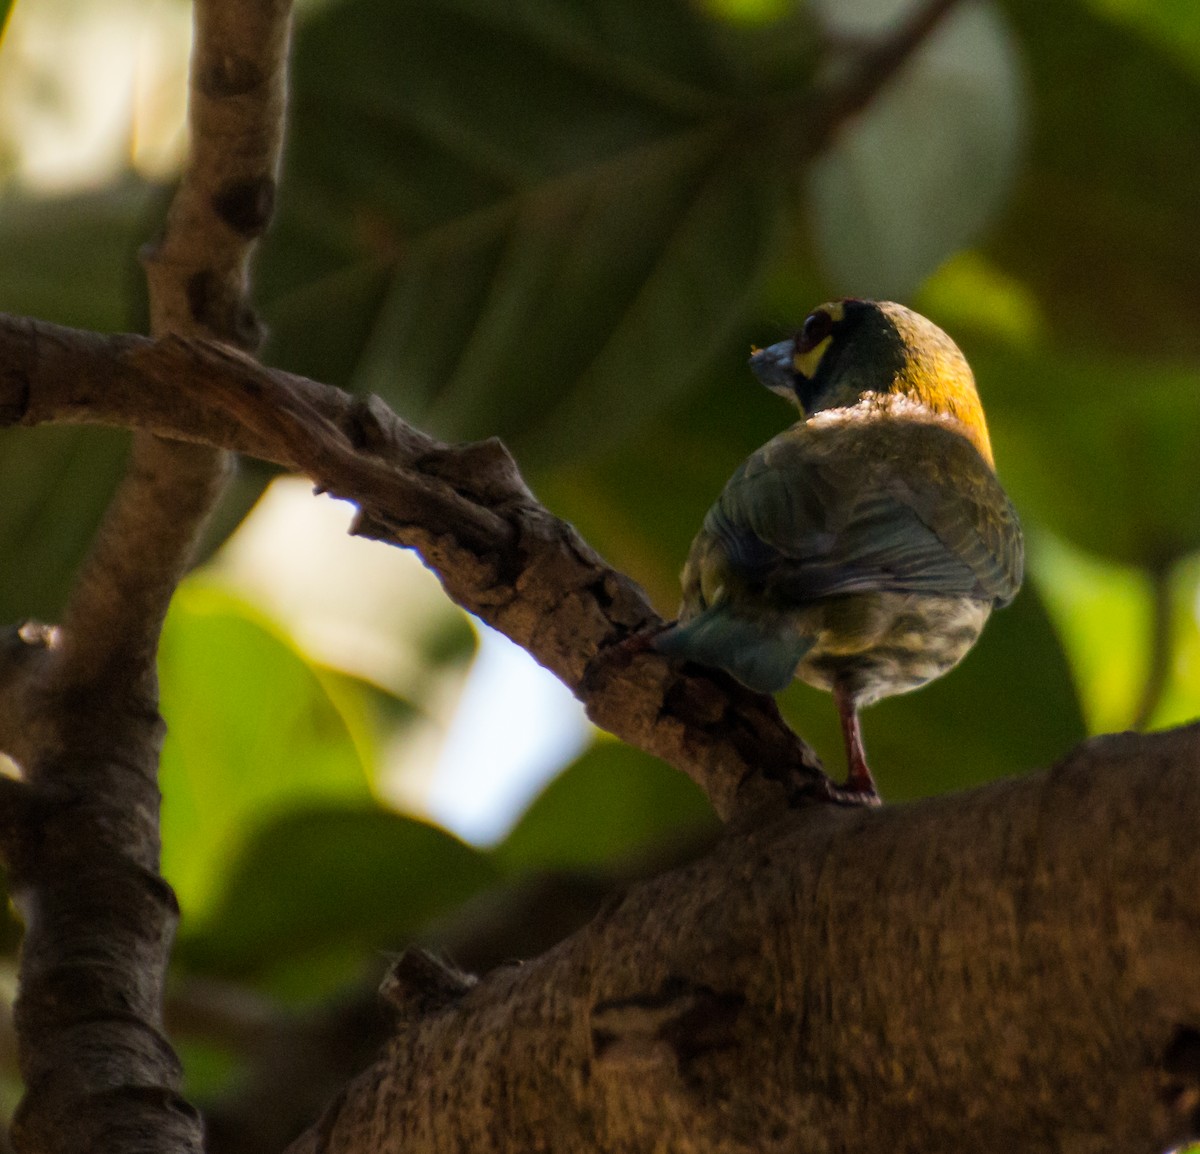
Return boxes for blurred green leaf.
[175,1039,247,1104]
[1030,531,1154,734]
[1156,555,1200,732]
[976,344,1200,568]
[917,250,1046,349]
[807,0,1024,298]
[258,0,812,463]
[180,806,497,989]
[0,177,158,333]
[990,0,1200,356]
[0,426,130,621]
[159,582,375,920]
[779,581,1085,797]
[1081,0,1200,77]
[494,738,717,873]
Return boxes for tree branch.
[2,1,294,1149]
[0,315,828,818]
[280,726,1200,1154]
[0,4,1138,1151]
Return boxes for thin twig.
[808,0,966,154]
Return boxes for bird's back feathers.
[696,399,1022,609]
[657,397,1022,695]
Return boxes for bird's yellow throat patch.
[791,301,844,378]
[792,337,831,379]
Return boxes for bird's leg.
[833,683,879,798]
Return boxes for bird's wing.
[699,420,1023,608]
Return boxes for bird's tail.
[654,605,812,695]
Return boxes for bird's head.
[750,299,994,465]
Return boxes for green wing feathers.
[703,420,1022,607]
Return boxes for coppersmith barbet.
[655,300,1023,797]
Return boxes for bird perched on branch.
[655,300,1023,799]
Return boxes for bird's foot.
[786,771,881,809]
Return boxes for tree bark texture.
[0,0,294,1148]
[290,728,1200,1154]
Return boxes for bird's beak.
[750,340,798,399]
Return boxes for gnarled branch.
[0,314,827,818]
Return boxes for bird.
[654,299,1023,799]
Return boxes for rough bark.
[288,728,1200,1154]
[0,1,293,1149]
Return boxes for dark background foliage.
[0,0,1197,1125]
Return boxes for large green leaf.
[178,806,497,992]
[159,582,375,920]
[257,0,808,463]
[990,0,1200,356]
[494,738,717,873]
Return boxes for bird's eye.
[796,310,833,352]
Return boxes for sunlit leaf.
[1158,556,1200,732]
[1030,531,1153,734]
[1081,0,1200,83]
[917,250,1047,349]
[159,583,375,920]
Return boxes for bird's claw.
[791,774,882,809]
